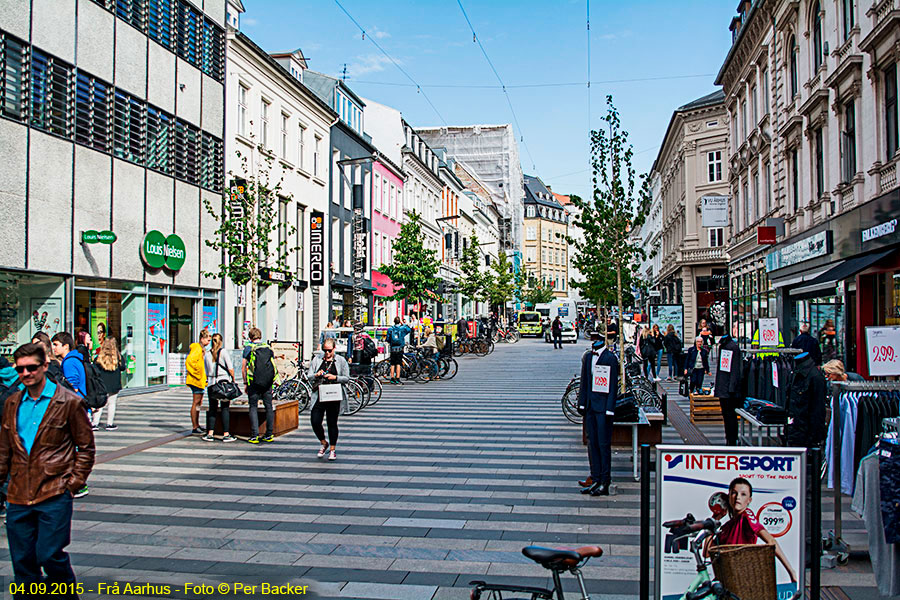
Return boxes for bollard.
[810,447,821,600]
[640,444,651,600]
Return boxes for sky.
[239,0,738,201]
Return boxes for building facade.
[523,175,569,298]
[650,90,730,334]
[717,0,900,376]
[0,0,225,392]
[223,25,334,357]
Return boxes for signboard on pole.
[701,196,729,228]
[309,211,325,287]
[758,318,779,347]
[865,325,900,376]
[649,304,684,342]
[656,445,805,600]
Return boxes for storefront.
[0,271,68,356]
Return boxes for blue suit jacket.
[577,347,619,414]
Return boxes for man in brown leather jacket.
[0,342,94,598]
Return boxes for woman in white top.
[203,333,237,442]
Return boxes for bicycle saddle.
[522,545,603,569]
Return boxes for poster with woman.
[147,302,167,379]
[656,445,804,600]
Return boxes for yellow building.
[523,175,569,298]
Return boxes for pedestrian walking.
[242,328,277,444]
[32,332,65,387]
[577,333,619,496]
[455,315,469,341]
[387,317,412,385]
[715,325,743,446]
[185,329,210,435]
[639,327,657,378]
[651,324,664,380]
[663,324,682,381]
[551,316,563,349]
[92,338,124,431]
[203,333,237,443]
[791,323,822,365]
[0,342,95,597]
[308,337,349,461]
[684,337,710,394]
[318,322,337,351]
[51,332,86,398]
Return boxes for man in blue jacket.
[577,333,620,496]
[50,333,85,398]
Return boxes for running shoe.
[191,427,205,435]
[247,436,260,444]
[317,445,329,458]
[222,434,237,443]
[91,425,99,431]
[201,433,215,442]
[73,486,89,499]
[328,450,336,461]
[262,434,275,443]
[104,424,118,431]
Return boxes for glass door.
[147,295,167,385]
[169,297,195,354]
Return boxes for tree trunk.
[616,260,626,395]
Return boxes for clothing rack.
[883,416,899,434]
[745,348,803,355]
[826,380,900,567]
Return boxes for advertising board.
[650,304,684,342]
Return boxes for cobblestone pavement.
[0,339,883,599]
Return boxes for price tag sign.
[757,502,792,538]
[865,326,900,376]
[592,363,611,394]
[758,318,779,347]
[720,349,733,373]
[772,363,779,388]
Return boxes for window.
[789,35,799,98]
[526,247,535,262]
[707,150,722,182]
[30,49,73,138]
[174,118,199,184]
[296,205,305,277]
[541,249,546,264]
[280,112,289,158]
[331,217,339,272]
[314,135,321,177]
[374,233,381,268]
[116,0,146,31]
[752,171,759,224]
[113,90,144,163]
[741,180,749,231]
[343,222,350,276]
[791,148,800,211]
[750,83,758,125]
[200,131,223,191]
[526,226,536,241]
[381,177,387,214]
[842,0,854,41]
[373,173,381,212]
[526,205,535,218]
[741,98,747,139]
[707,120,718,128]
[259,99,269,148]
[762,67,769,115]
[200,19,224,81]
[814,127,824,198]
[146,105,173,174]
[812,2,823,72]
[764,162,771,216]
[886,63,898,160]
[842,100,856,183]
[237,84,248,136]
[298,123,305,169]
[147,0,174,49]
[0,33,28,121]
[75,72,111,152]
[710,228,722,249]
[176,0,200,67]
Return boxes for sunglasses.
[324,348,335,353]
[14,364,42,374]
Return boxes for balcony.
[879,161,898,194]
[680,247,727,265]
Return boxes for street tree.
[524,275,555,307]
[457,233,487,314]
[378,211,441,313]
[486,250,514,317]
[513,267,529,307]
[204,142,295,328]
[568,95,652,393]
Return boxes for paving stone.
[337,582,437,600]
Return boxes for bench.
[206,398,299,438]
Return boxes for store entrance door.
[169,297,195,354]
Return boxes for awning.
[789,250,892,296]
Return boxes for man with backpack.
[387,317,412,385]
[242,328,277,444]
[349,323,377,377]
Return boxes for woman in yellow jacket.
[186,329,211,434]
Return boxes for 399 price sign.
[865,326,900,377]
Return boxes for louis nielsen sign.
[141,231,186,271]
[309,211,325,287]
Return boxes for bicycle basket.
[709,543,776,600]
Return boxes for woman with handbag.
[93,338,125,430]
[307,337,350,461]
[203,333,238,442]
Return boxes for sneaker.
[247,436,260,444]
[222,434,237,443]
[191,427,205,435]
[262,434,275,443]
[317,445,329,458]
[201,433,215,442]
[328,450,337,461]
[73,486,89,499]
[91,425,99,431]
[104,424,118,431]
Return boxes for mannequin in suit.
[577,333,620,496]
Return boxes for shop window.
[885,63,898,160]
[814,127,825,198]
[842,100,856,183]
[0,272,66,360]
[168,296,194,354]
[1,33,28,122]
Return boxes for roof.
[524,175,564,210]
[715,0,762,86]
[553,192,572,205]
[678,89,726,111]
[303,70,367,109]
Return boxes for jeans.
[247,386,274,438]
[667,351,679,379]
[6,492,78,599]
[206,395,231,433]
[311,400,341,447]
[655,349,663,377]
[644,358,656,378]
[552,332,562,349]
[690,368,705,393]
[584,411,614,485]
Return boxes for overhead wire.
[349,73,717,90]
[455,0,538,173]
[332,0,447,125]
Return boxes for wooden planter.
[206,399,299,438]
[690,393,722,424]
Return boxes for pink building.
[371,156,405,325]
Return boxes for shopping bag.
[318,384,343,403]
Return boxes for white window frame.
[237,84,249,137]
[708,151,722,182]
[260,99,270,148]
[708,227,724,248]
[314,135,322,177]
[374,173,381,213]
[298,123,306,170]
[280,112,289,158]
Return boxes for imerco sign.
[309,211,325,286]
[141,231,186,271]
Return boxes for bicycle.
[469,544,603,599]
[662,515,735,600]
[492,325,520,344]
[273,359,313,414]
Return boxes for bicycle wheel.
[342,381,365,415]
[486,340,495,354]
[505,332,519,344]
[474,340,489,357]
[353,377,371,408]
[366,376,383,405]
[374,360,390,381]
[416,358,439,382]
[297,381,312,413]
[275,379,299,402]
[441,357,458,380]
[562,384,582,424]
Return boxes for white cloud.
[243,17,258,26]
[348,54,396,76]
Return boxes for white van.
[536,299,578,323]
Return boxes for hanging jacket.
[714,335,742,399]
[784,354,827,448]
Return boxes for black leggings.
[206,396,230,433]
[311,401,341,447]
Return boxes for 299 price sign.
[865,326,900,377]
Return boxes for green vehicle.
[517,311,543,336]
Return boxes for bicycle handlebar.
[663,515,719,535]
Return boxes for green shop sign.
[141,230,186,271]
[81,230,117,244]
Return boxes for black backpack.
[62,354,108,409]
[362,336,378,361]
[247,344,277,389]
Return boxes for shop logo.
[861,218,898,243]
[663,454,796,472]
[141,231,186,271]
[309,210,325,287]
[665,454,684,469]
[81,230,117,244]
